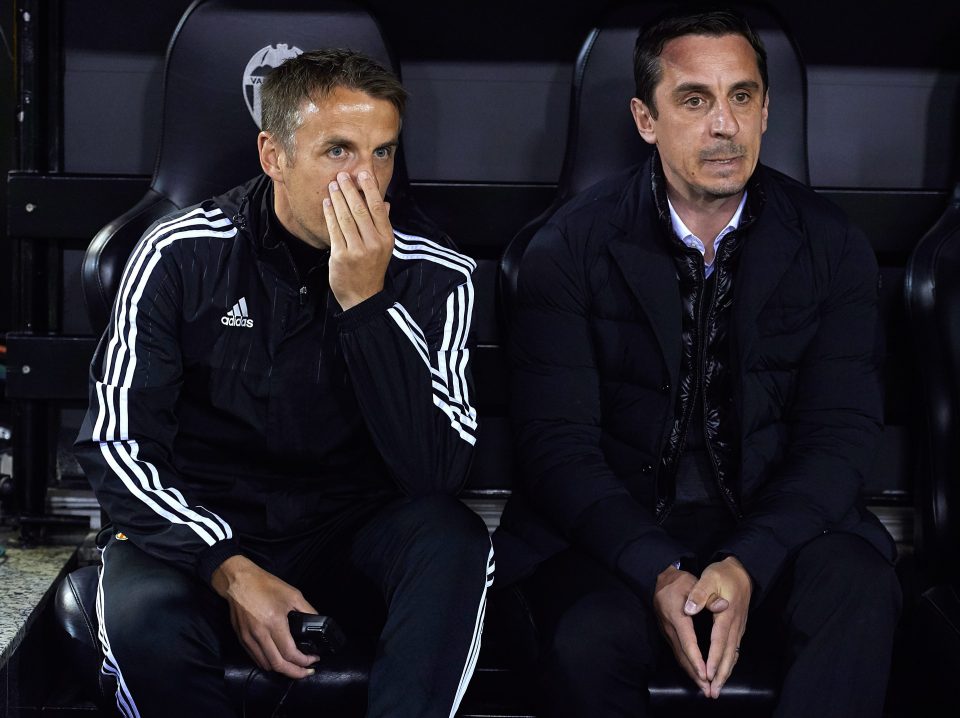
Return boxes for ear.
[760,90,769,135]
[258,132,285,182]
[630,98,657,146]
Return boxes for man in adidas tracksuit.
[74,49,492,718]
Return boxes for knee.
[545,591,654,679]
[794,535,902,626]
[399,494,490,563]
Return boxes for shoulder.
[130,201,239,277]
[760,165,851,234]
[390,228,477,284]
[758,166,876,275]
[525,165,642,271]
[136,176,264,266]
[546,166,639,237]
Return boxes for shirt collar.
[667,191,748,261]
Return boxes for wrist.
[335,285,383,311]
[656,559,689,591]
[336,285,395,330]
[211,554,257,599]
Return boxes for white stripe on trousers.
[448,541,496,717]
[96,543,143,718]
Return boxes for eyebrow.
[672,79,762,96]
[321,137,400,150]
[323,136,358,149]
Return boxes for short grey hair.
[260,48,407,158]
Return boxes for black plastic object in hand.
[287,611,346,656]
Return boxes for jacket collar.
[606,155,684,386]
[647,150,766,242]
[729,166,805,375]
[604,151,796,379]
[213,174,303,285]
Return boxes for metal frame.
[5,0,89,541]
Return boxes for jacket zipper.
[657,255,705,524]
[701,244,742,519]
[277,241,309,306]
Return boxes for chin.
[699,184,744,201]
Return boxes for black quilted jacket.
[494,157,896,604]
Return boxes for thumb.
[708,597,730,613]
[684,579,719,616]
[296,598,320,615]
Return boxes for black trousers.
[96,494,494,718]
[519,523,902,718]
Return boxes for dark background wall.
[1,3,13,340]
[3,0,960,340]
[53,0,960,183]
[56,0,960,67]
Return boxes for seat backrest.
[904,182,960,581]
[81,0,408,333]
[499,1,808,316]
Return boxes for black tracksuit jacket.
[75,174,478,582]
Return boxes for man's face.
[631,33,768,205]
[260,85,400,247]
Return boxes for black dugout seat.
[497,2,807,715]
[80,0,430,336]
[903,181,960,715]
[55,0,451,715]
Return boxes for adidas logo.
[221,297,254,328]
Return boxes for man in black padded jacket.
[493,9,900,718]
[75,49,493,718]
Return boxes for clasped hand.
[653,555,752,698]
[323,170,394,311]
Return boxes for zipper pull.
[299,286,308,306]
[232,195,249,229]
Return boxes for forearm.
[518,427,689,601]
[338,289,477,495]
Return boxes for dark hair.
[260,48,407,156]
[633,8,768,118]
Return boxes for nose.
[350,156,375,179]
[710,99,739,139]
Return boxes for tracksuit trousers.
[96,494,494,718]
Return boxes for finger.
[672,615,708,685]
[328,179,360,248]
[665,625,710,696]
[684,579,720,616]
[293,597,320,615]
[355,170,392,236]
[277,624,321,668]
[254,629,315,680]
[709,638,740,699]
[705,611,732,681]
[707,614,743,698]
[383,200,391,217]
[286,598,323,666]
[323,197,347,255]
[335,172,376,242]
[708,597,730,612]
[238,628,271,673]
